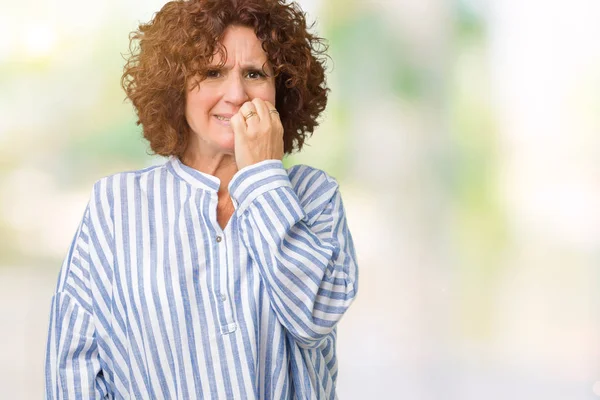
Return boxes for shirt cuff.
[229,160,293,215]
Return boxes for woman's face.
[185,25,276,157]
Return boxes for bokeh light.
[1,0,599,398]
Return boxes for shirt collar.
[166,156,221,192]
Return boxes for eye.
[246,70,266,79]
[205,69,221,78]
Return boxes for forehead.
[212,25,268,65]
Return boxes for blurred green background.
[1,0,600,398]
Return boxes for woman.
[45,0,358,398]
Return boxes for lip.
[214,114,233,126]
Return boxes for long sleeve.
[229,160,359,349]
[45,205,109,399]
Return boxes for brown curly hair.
[121,0,330,157]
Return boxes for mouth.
[213,114,232,127]
[214,114,233,127]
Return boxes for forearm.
[231,162,359,348]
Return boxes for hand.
[230,98,284,170]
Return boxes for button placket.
[214,230,237,335]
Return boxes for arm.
[229,160,359,349]
[45,206,109,399]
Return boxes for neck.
[180,148,238,195]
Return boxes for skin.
[181,25,284,229]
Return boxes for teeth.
[216,115,230,121]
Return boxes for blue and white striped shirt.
[45,156,359,399]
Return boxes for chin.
[216,137,235,154]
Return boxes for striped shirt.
[45,156,359,399]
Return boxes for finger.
[264,100,276,112]
[264,100,280,121]
[263,100,282,133]
[240,101,259,124]
[251,98,270,123]
[240,100,257,115]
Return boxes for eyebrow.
[208,61,270,70]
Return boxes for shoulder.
[85,160,168,218]
[94,161,166,188]
[90,161,167,197]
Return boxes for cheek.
[267,83,276,103]
[251,85,276,104]
[186,92,213,119]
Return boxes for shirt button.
[219,293,227,301]
[216,236,222,243]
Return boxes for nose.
[223,74,249,106]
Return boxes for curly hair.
[121,0,330,157]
